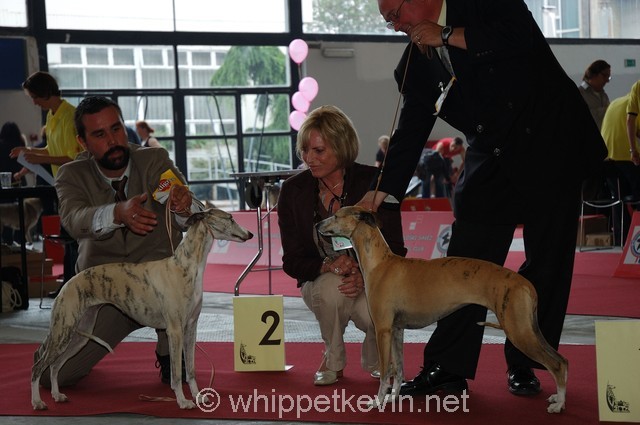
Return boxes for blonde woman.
[278,105,406,385]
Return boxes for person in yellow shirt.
[10,71,83,179]
[601,79,640,243]
[10,71,84,296]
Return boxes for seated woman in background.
[135,120,162,148]
[278,105,407,386]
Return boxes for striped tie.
[111,176,128,202]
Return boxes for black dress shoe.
[507,366,541,396]
[399,363,468,396]
[155,352,187,384]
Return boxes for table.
[230,170,302,295]
[0,186,58,309]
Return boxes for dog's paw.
[178,399,196,409]
[32,400,48,410]
[52,392,68,403]
[546,394,565,413]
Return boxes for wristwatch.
[441,25,453,46]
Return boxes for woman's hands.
[322,254,365,299]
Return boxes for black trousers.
[422,182,581,379]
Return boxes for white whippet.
[31,208,253,410]
[317,206,567,413]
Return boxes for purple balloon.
[299,77,319,102]
[288,39,309,64]
[291,91,310,113]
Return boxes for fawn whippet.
[317,206,567,413]
[31,208,253,410]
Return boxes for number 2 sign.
[233,295,286,371]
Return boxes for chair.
[578,172,623,252]
[37,215,75,309]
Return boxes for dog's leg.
[166,325,195,409]
[31,339,52,410]
[183,321,205,404]
[390,327,404,399]
[500,293,568,413]
[374,326,394,406]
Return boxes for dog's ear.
[186,209,209,226]
[358,210,380,228]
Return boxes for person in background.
[10,71,84,295]
[359,0,607,398]
[0,122,27,186]
[417,145,448,198]
[435,136,466,195]
[374,134,390,167]
[278,105,406,386]
[126,126,141,145]
[0,122,27,244]
[135,120,162,148]
[35,96,202,388]
[579,60,611,130]
[10,72,83,178]
[601,79,640,243]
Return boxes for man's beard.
[98,145,130,170]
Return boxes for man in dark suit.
[40,96,200,387]
[359,0,607,396]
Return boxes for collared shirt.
[579,80,610,130]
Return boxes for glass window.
[142,49,165,66]
[187,138,239,181]
[48,44,175,90]
[173,0,286,33]
[189,182,241,211]
[241,93,289,133]
[45,0,286,32]
[243,135,292,173]
[525,0,640,39]
[45,0,176,31]
[113,48,135,65]
[184,95,237,136]
[0,0,27,27]
[86,47,109,65]
[61,46,82,64]
[86,69,136,89]
[178,45,289,89]
[302,0,398,35]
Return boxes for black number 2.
[259,310,282,346]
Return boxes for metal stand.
[230,170,301,296]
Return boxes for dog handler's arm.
[355,190,390,213]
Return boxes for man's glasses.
[600,72,612,81]
[385,0,408,29]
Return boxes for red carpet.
[0,342,618,424]
[205,249,640,318]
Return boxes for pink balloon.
[291,91,310,113]
[289,110,307,131]
[288,39,308,64]
[299,77,319,102]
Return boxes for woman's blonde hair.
[296,105,359,168]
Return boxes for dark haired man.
[34,96,201,387]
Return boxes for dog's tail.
[477,321,502,330]
[76,330,114,353]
